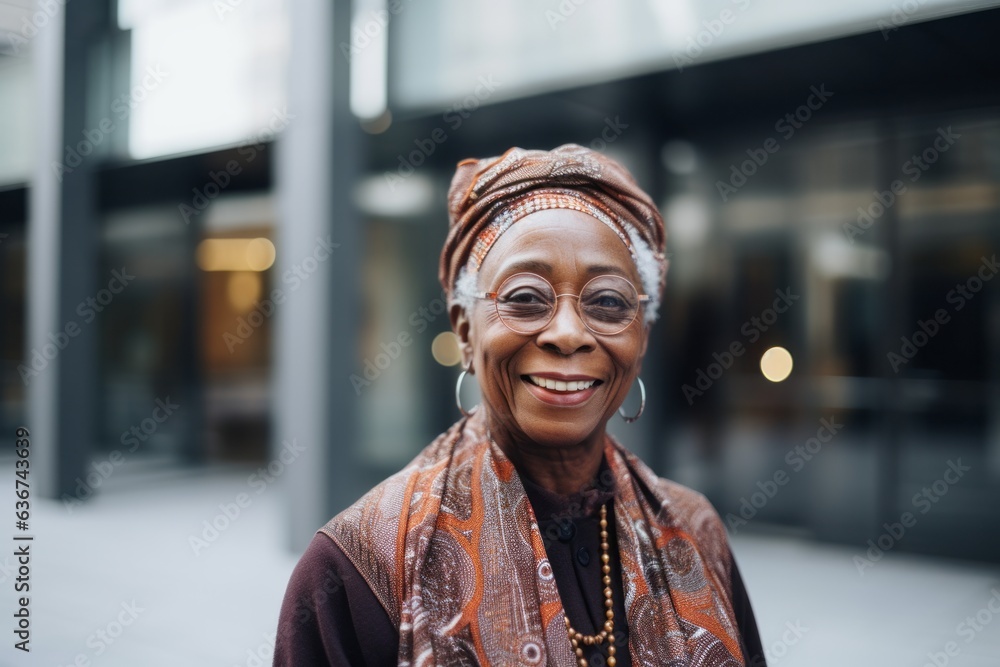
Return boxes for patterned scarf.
[322,410,746,666]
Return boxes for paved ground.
[0,461,997,667]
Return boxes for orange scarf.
[323,410,745,665]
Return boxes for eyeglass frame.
[471,272,650,336]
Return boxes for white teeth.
[527,375,596,392]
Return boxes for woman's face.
[455,209,649,448]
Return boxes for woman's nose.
[535,296,595,354]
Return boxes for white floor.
[0,462,997,667]
[733,534,1000,666]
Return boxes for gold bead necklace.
[563,503,616,667]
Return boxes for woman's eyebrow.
[502,259,628,276]
[585,264,627,276]
[504,259,553,274]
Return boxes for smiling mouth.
[524,375,601,393]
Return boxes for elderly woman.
[274,145,765,666]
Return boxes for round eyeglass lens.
[579,275,640,334]
[494,274,555,334]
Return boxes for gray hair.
[452,228,662,325]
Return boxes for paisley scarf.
[322,409,745,666]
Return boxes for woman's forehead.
[479,209,636,280]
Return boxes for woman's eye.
[503,290,548,305]
[587,292,629,309]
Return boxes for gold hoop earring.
[618,377,645,423]
[455,369,479,417]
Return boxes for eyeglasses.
[473,273,649,336]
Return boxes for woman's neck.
[488,418,606,496]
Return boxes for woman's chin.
[513,412,605,449]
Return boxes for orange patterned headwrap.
[440,144,668,300]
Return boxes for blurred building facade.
[0,0,998,559]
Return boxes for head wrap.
[440,144,667,301]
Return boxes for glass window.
[389,0,1000,110]
[0,56,35,185]
[117,0,289,158]
[0,225,26,434]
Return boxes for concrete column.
[275,0,364,551]
[29,0,105,500]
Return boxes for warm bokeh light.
[197,237,276,272]
[431,331,462,366]
[226,271,263,312]
[760,346,793,382]
[246,238,277,271]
